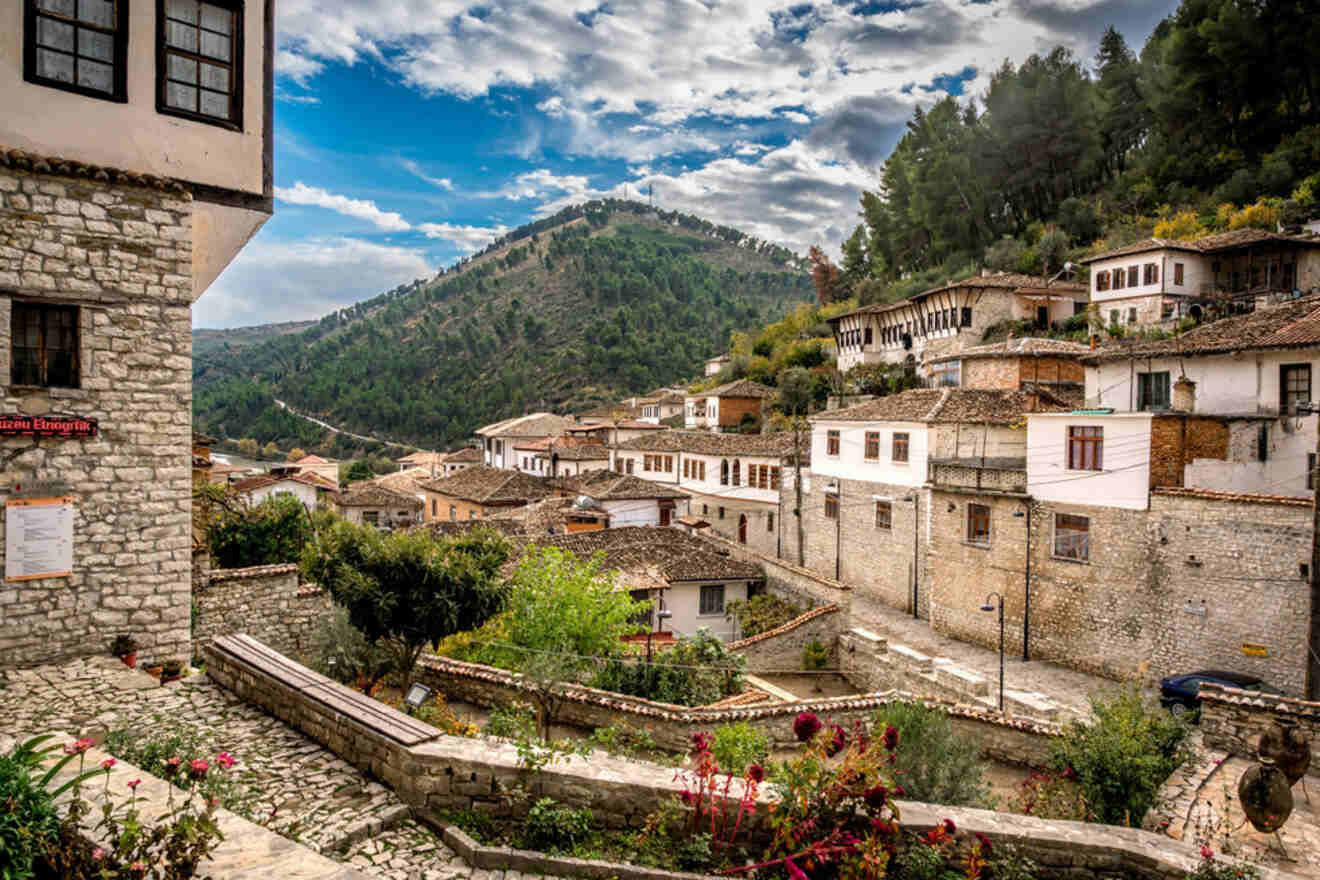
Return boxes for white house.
[1026,412,1155,510]
[705,354,732,377]
[231,473,335,513]
[564,470,689,527]
[475,412,576,470]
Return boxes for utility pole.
[1302,401,1320,700]
[794,414,805,567]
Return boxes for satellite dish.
[575,494,602,510]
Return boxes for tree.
[287,447,307,462]
[491,546,649,740]
[300,520,510,689]
[236,438,258,457]
[261,441,280,459]
[1095,26,1146,175]
[207,491,310,569]
[341,459,374,484]
[808,246,843,304]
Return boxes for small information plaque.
[5,496,74,582]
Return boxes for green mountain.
[192,200,812,454]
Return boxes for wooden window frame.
[24,0,130,103]
[10,300,81,389]
[770,467,780,491]
[1127,265,1139,287]
[732,459,740,487]
[1112,268,1125,291]
[1143,263,1158,285]
[1095,270,1109,292]
[826,430,840,456]
[720,459,729,485]
[1137,371,1170,411]
[157,0,244,131]
[767,511,774,532]
[1067,426,1103,471]
[698,460,706,481]
[1281,363,1311,415]
[966,503,991,546]
[874,500,891,530]
[824,495,839,520]
[699,584,725,616]
[864,431,880,460]
[892,432,910,463]
[1053,513,1090,562]
[664,455,672,472]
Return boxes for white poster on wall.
[5,496,74,582]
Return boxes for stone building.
[683,379,776,432]
[419,465,554,523]
[923,337,1088,394]
[0,0,274,667]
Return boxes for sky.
[196,0,1180,329]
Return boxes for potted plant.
[110,634,138,669]
[160,658,185,684]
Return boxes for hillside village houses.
[395,446,482,477]
[475,412,575,469]
[1081,228,1320,329]
[684,378,776,431]
[922,337,1089,394]
[335,484,424,530]
[1,0,275,665]
[231,472,338,513]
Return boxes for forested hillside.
[823,1,1320,306]
[193,201,811,452]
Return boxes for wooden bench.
[209,634,438,747]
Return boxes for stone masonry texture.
[0,166,194,667]
[192,561,334,661]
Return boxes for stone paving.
[0,657,553,880]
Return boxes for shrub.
[1048,686,1189,825]
[522,797,593,853]
[724,595,802,638]
[710,722,769,776]
[871,702,990,807]
[0,739,61,880]
[207,491,311,569]
[308,605,394,693]
[801,637,829,671]
[380,692,478,738]
[484,703,539,741]
[592,629,746,706]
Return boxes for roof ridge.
[925,388,953,421]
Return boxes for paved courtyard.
[0,657,552,880]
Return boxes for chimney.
[1173,376,1196,413]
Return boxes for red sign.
[0,416,98,438]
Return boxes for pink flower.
[91,849,106,862]
[785,858,808,880]
[975,832,993,856]
[793,712,822,742]
[690,732,711,754]
[127,778,141,790]
[215,752,236,770]
[188,758,210,780]
[863,784,889,810]
[163,756,182,777]
[63,738,94,756]
[130,861,147,877]
[100,758,116,771]
[826,723,847,757]
[943,818,957,835]
[1200,846,1214,861]
[680,789,695,806]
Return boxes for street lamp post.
[979,592,1005,712]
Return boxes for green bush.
[871,702,990,807]
[308,605,394,692]
[710,722,769,776]
[724,594,803,638]
[0,741,59,880]
[592,629,745,706]
[484,704,539,741]
[522,797,593,853]
[207,491,310,569]
[1048,686,1189,826]
[801,638,829,671]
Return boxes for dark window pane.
[166,20,199,51]
[37,17,76,51]
[169,55,198,83]
[199,30,230,61]
[166,81,198,111]
[199,61,228,91]
[77,0,114,27]
[200,3,231,34]
[167,0,200,24]
[36,48,76,82]
[79,28,114,61]
[77,57,113,91]
[38,0,78,16]
[199,89,230,118]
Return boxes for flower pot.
[1258,718,1311,787]
[1238,758,1293,833]
[118,651,137,669]
[146,666,163,680]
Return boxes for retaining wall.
[728,604,842,670]
[192,562,331,660]
[1200,682,1320,776]
[702,532,851,612]
[202,637,1302,880]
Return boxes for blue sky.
[197,0,1179,328]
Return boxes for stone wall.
[204,636,1298,880]
[1200,683,1320,776]
[701,531,850,612]
[728,604,842,670]
[0,165,195,667]
[192,563,332,661]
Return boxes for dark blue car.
[1158,670,1274,718]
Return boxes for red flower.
[975,832,993,856]
[1060,765,1078,781]
[126,778,141,790]
[882,726,899,750]
[691,732,711,754]
[215,752,236,770]
[894,784,905,797]
[100,758,116,771]
[163,757,182,777]
[794,712,822,742]
[785,858,808,880]
[863,784,889,810]
[63,738,94,756]
[1200,846,1214,861]
[747,764,765,783]
[680,789,695,806]
[826,724,847,757]
[943,818,957,835]
[188,758,210,780]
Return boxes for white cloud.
[274,182,413,232]
[416,222,511,252]
[400,159,455,190]
[275,48,325,85]
[196,238,435,328]
[480,168,594,202]
[276,89,321,105]
[733,141,772,156]
[780,111,811,124]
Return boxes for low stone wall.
[1200,682,1320,775]
[701,532,850,612]
[203,638,1299,880]
[728,604,841,670]
[416,652,1059,766]
[192,563,332,660]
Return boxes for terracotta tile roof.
[525,526,763,584]
[353,468,431,496]
[485,497,600,533]
[812,388,1070,424]
[926,337,1090,363]
[0,148,191,194]
[728,604,840,650]
[294,454,333,465]
[834,274,1086,320]
[513,437,553,451]
[1079,237,1203,263]
[578,404,645,420]
[398,451,446,466]
[616,430,806,460]
[1082,295,1320,363]
[443,447,483,463]
[548,443,611,461]
[419,465,554,504]
[1082,229,1320,264]
[475,412,576,437]
[696,379,777,399]
[1151,486,1311,508]
[338,485,424,509]
[294,472,340,491]
[424,520,529,538]
[231,472,338,494]
[566,470,689,500]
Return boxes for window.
[767,512,774,532]
[732,459,740,486]
[825,495,838,519]
[1309,453,1316,491]
[10,302,79,388]
[721,459,729,485]
[683,459,690,478]
[628,590,653,629]
[1281,364,1311,414]
[960,307,972,328]
[892,433,909,463]
[1128,307,1137,324]
[1137,371,1170,411]
[363,511,379,526]
[698,461,706,481]
[1112,269,1125,291]
[25,0,128,101]
[469,509,478,520]
[1143,263,1158,285]
[718,506,725,520]
[1109,309,1120,325]
[967,503,990,545]
[864,431,880,460]
[874,500,891,530]
[702,503,708,515]
[827,430,840,456]
[448,505,456,521]
[664,455,673,472]
[1174,263,1185,285]
[159,0,242,127]
[431,499,437,517]
[1095,270,1110,292]
[1067,426,1103,470]
[625,458,635,474]
[770,467,780,490]
[1127,266,1139,287]
[699,584,725,616]
[1054,513,1090,561]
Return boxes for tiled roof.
[811,388,1070,424]
[578,404,645,420]
[231,472,339,494]
[1151,487,1311,508]
[475,412,576,437]
[1081,295,1320,363]
[338,485,424,509]
[616,430,806,460]
[398,451,446,466]
[566,470,689,500]
[513,437,553,451]
[485,497,601,533]
[424,520,528,538]
[443,447,483,463]
[1082,229,1320,264]
[352,468,431,496]
[696,379,777,399]
[834,274,1086,320]
[728,604,840,650]
[0,148,191,194]
[548,443,610,461]
[926,337,1090,363]
[419,465,554,504]
[526,526,763,584]
[294,454,332,465]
